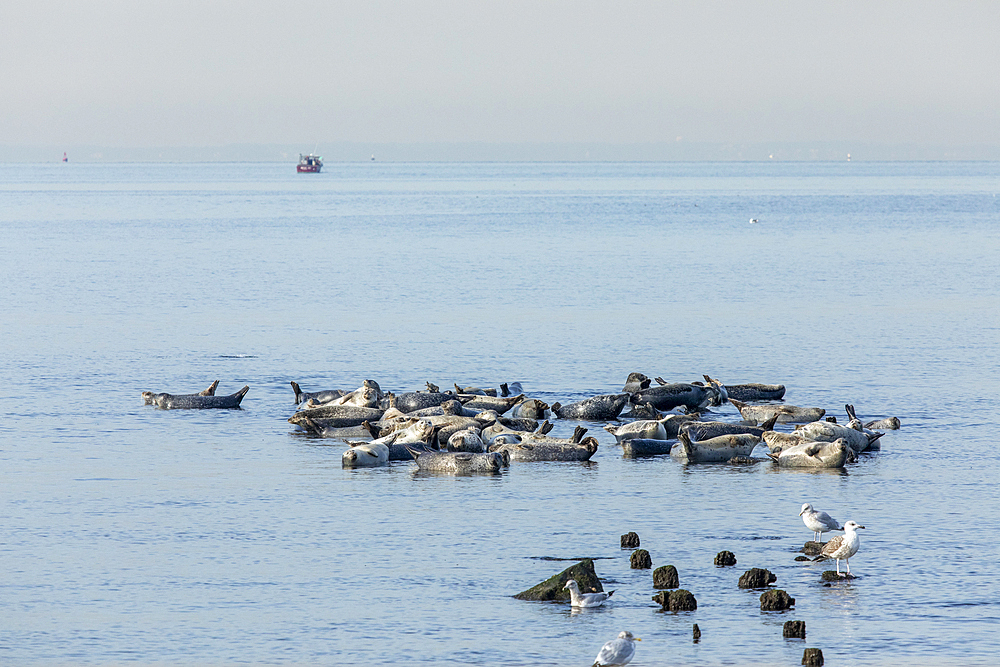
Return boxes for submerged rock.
[692,623,701,642]
[802,648,824,666]
[652,589,697,611]
[802,541,824,556]
[794,556,811,562]
[715,550,737,567]
[620,532,640,549]
[513,558,604,601]
[783,620,806,638]
[630,549,652,569]
[653,565,679,589]
[760,589,795,611]
[738,568,776,589]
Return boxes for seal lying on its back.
[551,393,629,421]
[729,399,824,425]
[143,385,248,409]
[142,380,219,405]
[342,441,389,468]
[407,446,510,473]
[724,383,786,402]
[671,431,760,463]
[767,438,849,468]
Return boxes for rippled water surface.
[1,161,999,665]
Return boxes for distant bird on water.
[749,218,758,224]
[564,579,614,608]
[799,503,843,543]
[593,631,640,667]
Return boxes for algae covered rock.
[620,532,640,549]
[821,570,856,582]
[513,558,604,601]
[783,620,806,638]
[802,648,824,666]
[630,549,652,569]
[714,550,737,567]
[760,589,795,611]
[652,589,697,611]
[653,565,679,589]
[738,568,777,589]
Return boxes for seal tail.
[199,380,220,396]
[845,404,857,421]
[232,386,250,405]
[499,382,509,397]
[571,426,588,443]
[655,376,667,385]
[290,381,303,402]
[361,420,380,439]
[299,415,322,436]
[760,413,779,431]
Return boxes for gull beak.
[798,509,805,516]
[859,525,866,529]
[634,638,642,641]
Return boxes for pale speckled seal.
[447,428,485,453]
[457,393,525,415]
[407,446,510,473]
[671,431,760,463]
[491,437,599,462]
[142,380,219,405]
[551,393,629,421]
[729,399,824,425]
[864,416,900,430]
[792,420,882,454]
[143,385,248,409]
[767,439,849,468]
[342,441,389,467]
[679,414,779,442]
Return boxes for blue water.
[1,161,999,665]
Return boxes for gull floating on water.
[799,503,843,542]
[820,520,865,576]
[564,579,614,608]
[593,631,640,667]
[749,218,758,224]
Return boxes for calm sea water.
[1,161,999,666]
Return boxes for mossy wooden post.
[513,559,603,601]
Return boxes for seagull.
[819,520,865,576]
[749,218,758,224]
[564,579,614,608]
[799,503,843,542]
[593,631,640,667]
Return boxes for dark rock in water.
[821,570,856,582]
[728,455,757,465]
[513,558,604,601]
[621,532,640,549]
[802,648,824,666]
[653,565,679,589]
[692,623,701,642]
[715,550,737,567]
[760,589,795,611]
[802,541,824,556]
[783,620,806,638]
[630,549,652,569]
[794,556,811,562]
[738,568,776,589]
[652,589,697,611]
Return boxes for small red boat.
[297,153,322,173]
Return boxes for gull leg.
[835,559,842,576]
[845,558,851,575]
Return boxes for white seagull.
[820,520,865,576]
[564,579,614,608]
[749,218,758,224]
[799,503,843,543]
[593,631,640,667]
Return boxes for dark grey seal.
[724,383,786,401]
[406,446,510,473]
[288,405,385,429]
[458,393,525,415]
[621,438,674,458]
[864,416,900,430]
[453,383,497,397]
[289,381,347,405]
[679,414,779,441]
[382,391,456,413]
[142,380,219,405]
[551,393,629,421]
[143,385,248,409]
[622,372,652,393]
[510,398,550,420]
[631,383,714,412]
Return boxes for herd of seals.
[141,371,899,472]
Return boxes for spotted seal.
[143,385,248,409]
[551,393,629,421]
[671,431,760,463]
[621,438,674,457]
[407,446,510,473]
[864,416,900,430]
[142,380,219,405]
[767,439,849,468]
[729,398,824,425]
[342,441,389,467]
[679,414,779,442]
[453,383,497,397]
[289,381,347,405]
[792,419,882,454]
[381,391,458,413]
[622,372,652,393]
[447,428,486,453]
[631,383,714,412]
[724,383,786,401]
[491,437,599,462]
[510,398,550,420]
[288,405,385,429]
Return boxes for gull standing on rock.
[819,520,865,576]
[799,503,843,542]
[563,579,614,608]
[593,631,640,667]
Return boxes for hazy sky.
[3,1,998,147]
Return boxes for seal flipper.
[290,381,304,403]
[759,414,779,431]
[199,380,220,396]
